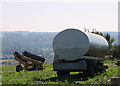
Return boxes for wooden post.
[110,77,120,86]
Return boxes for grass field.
[1,59,120,85]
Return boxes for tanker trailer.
[53,28,109,77]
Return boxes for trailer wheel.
[85,70,94,78]
[85,60,95,78]
[33,64,39,70]
[57,71,70,77]
[16,65,22,72]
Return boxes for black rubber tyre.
[85,70,94,78]
[57,71,70,77]
[33,64,39,70]
[95,64,99,75]
[85,60,96,78]
[16,65,22,72]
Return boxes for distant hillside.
[1,31,57,58]
[1,31,119,57]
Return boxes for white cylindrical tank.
[53,29,109,60]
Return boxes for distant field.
[1,59,120,85]
[0,57,53,65]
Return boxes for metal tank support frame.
[53,55,108,77]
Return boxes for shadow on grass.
[40,73,89,82]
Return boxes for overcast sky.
[0,0,119,32]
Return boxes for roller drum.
[14,51,27,63]
[23,51,45,63]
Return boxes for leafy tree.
[104,33,115,55]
